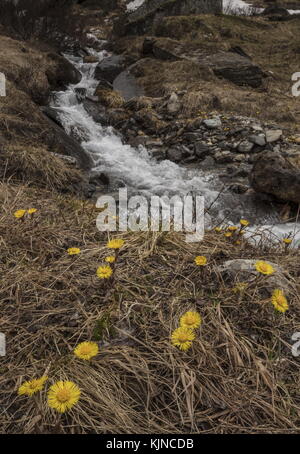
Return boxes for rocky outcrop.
[114,0,222,36]
[262,5,290,20]
[139,37,266,88]
[94,55,126,83]
[251,152,300,204]
[200,52,266,88]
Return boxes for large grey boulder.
[114,0,222,36]
[201,52,266,88]
[250,152,300,204]
[94,56,125,83]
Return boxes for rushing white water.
[50,47,300,246]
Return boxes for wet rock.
[214,150,233,164]
[42,113,93,170]
[183,132,203,142]
[265,129,283,143]
[94,55,125,83]
[229,183,249,194]
[142,37,182,61]
[113,70,144,101]
[201,52,266,88]
[203,117,222,129]
[41,106,65,128]
[238,140,254,153]
[75,87,87,102]
[199,156,215,169]
[194,142,212,159]
[249,134,266,147]
[134,108,167,133]
[83,99,108,125]
[150,148,167,160]
[167,92,181,115]
[251,151,300,204]
[89,171,110,186]
[167,147,184,162]
[46,53,82,89]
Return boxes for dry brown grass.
[0,145,83,192]
[1,182,300,434]
[119,14,300,127]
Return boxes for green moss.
[92,313,117,341]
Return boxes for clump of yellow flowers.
[14,208,38,220]
[171,311,202,352]
[96,238,125,281]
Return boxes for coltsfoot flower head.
[14,209,26,219]
[240,219,250,227]
[180,311,202,330]
[283,238,292,245]
[214,227,222,233]
[195,256,207,266]
[67,247,81,255]
[171,327,195,351]
[48,381,80,413]
[271,289,289,313]
[74,341,99,360]
[107,238,124,249]
[105,256,116,263]
[97,265,113,279]
[255,261,275,276]
[228,226,238,232]
[18,376,48,397]
[28,208,37,215]
[224,232,233,238]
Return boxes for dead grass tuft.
[0,145,83,192]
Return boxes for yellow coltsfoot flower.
[14,209,26,219]
[96,265,113,279]
[105,256,116,263]
[74,341,99,360]
[255,261,275,276]
[180,311,202,330]
[240,219,249,227]
[48,381,80,413]
[28,208,37,215]
[283,238,292,245]
[171,327,195,352]
[67,247,81,255]
[18,376,48,397]
[107,238,124,249]
[194,256,207,266]
[228,226,238,232]
[271,289,289,313]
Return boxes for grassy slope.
[0,181,300,433]
[115,14,300,126]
